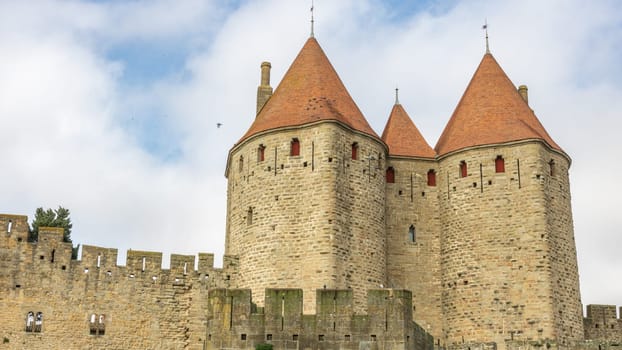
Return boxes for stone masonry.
[0,33,615,350]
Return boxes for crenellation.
[81,244,118,269]
[206,288,433,350]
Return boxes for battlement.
[206,288,433,350]
[583,305,622,342]
[0,213,239,291]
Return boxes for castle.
[1,33,620,350]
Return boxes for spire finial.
[395,87,400,105]
[310,0,315,38]
[482,19,490,53]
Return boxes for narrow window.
[247,207,253,225]
[495,155,505,173]
[351,142,359,160]
[34,312,43,332]
[90,314,97,335]
[549,160,555,176]
[183,262,188,275]
[408,225,416,243]
[26,311,34,332]
[460,161,467,178]
[50,249,55,263]
[97,254,101,268]
[142,257,146,272]
[257,144,265,162]
[7,220,12,233]
[290,138,300,156]
[386,167,395,183]
[98,314,105,335]
[427,169,436,186]
[238,156,244,172]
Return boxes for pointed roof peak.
[382,103,435,159]
[238,36,379,143]
[435,52,562,156]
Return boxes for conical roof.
[238,37,378,143]
[435,53,562,156]
[381,103,435,158]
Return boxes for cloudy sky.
[1,0,620,310]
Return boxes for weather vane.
[395,87,400,105]
[310,0,315,37]
[482,19,490,53]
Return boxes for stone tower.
[225,37,387,313]
[434,52,583,347]
[382,98,443,339]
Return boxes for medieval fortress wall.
[0,214,237,349]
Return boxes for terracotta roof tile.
[435,53,562,156]
[381,103,435,158]
[238,37,378,143]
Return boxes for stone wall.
[436,141,583,348]
[0,214,238,350]
[225,121,387,313]
[583,305,622,342]
[205,288,435,350]
[385,156,443,340]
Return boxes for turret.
[226,37,387,313]
[381,96,442,338]
[435,51,582,348]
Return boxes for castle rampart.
[0,213,238,349]
[206,288,434,350]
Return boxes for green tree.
[30,206,79,259]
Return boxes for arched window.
[257,144,265,162]
[290,138,300,156]
[459,161,467,178]
[34,312,43,333]
[386,167,395,183]
[495,155,505,173]
[90,313,97,334]
[351,143,359,160]
[549,160,555,176]
[408,225,416,243]
[238,156,244,172]
[427,169,436,186]
[98,314,106,335]
[26,311,34,332]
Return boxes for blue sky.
[1,0,621,312]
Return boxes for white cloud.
[0,0,621,310]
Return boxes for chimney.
[256,61,273,115]
[518,85,528,105]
